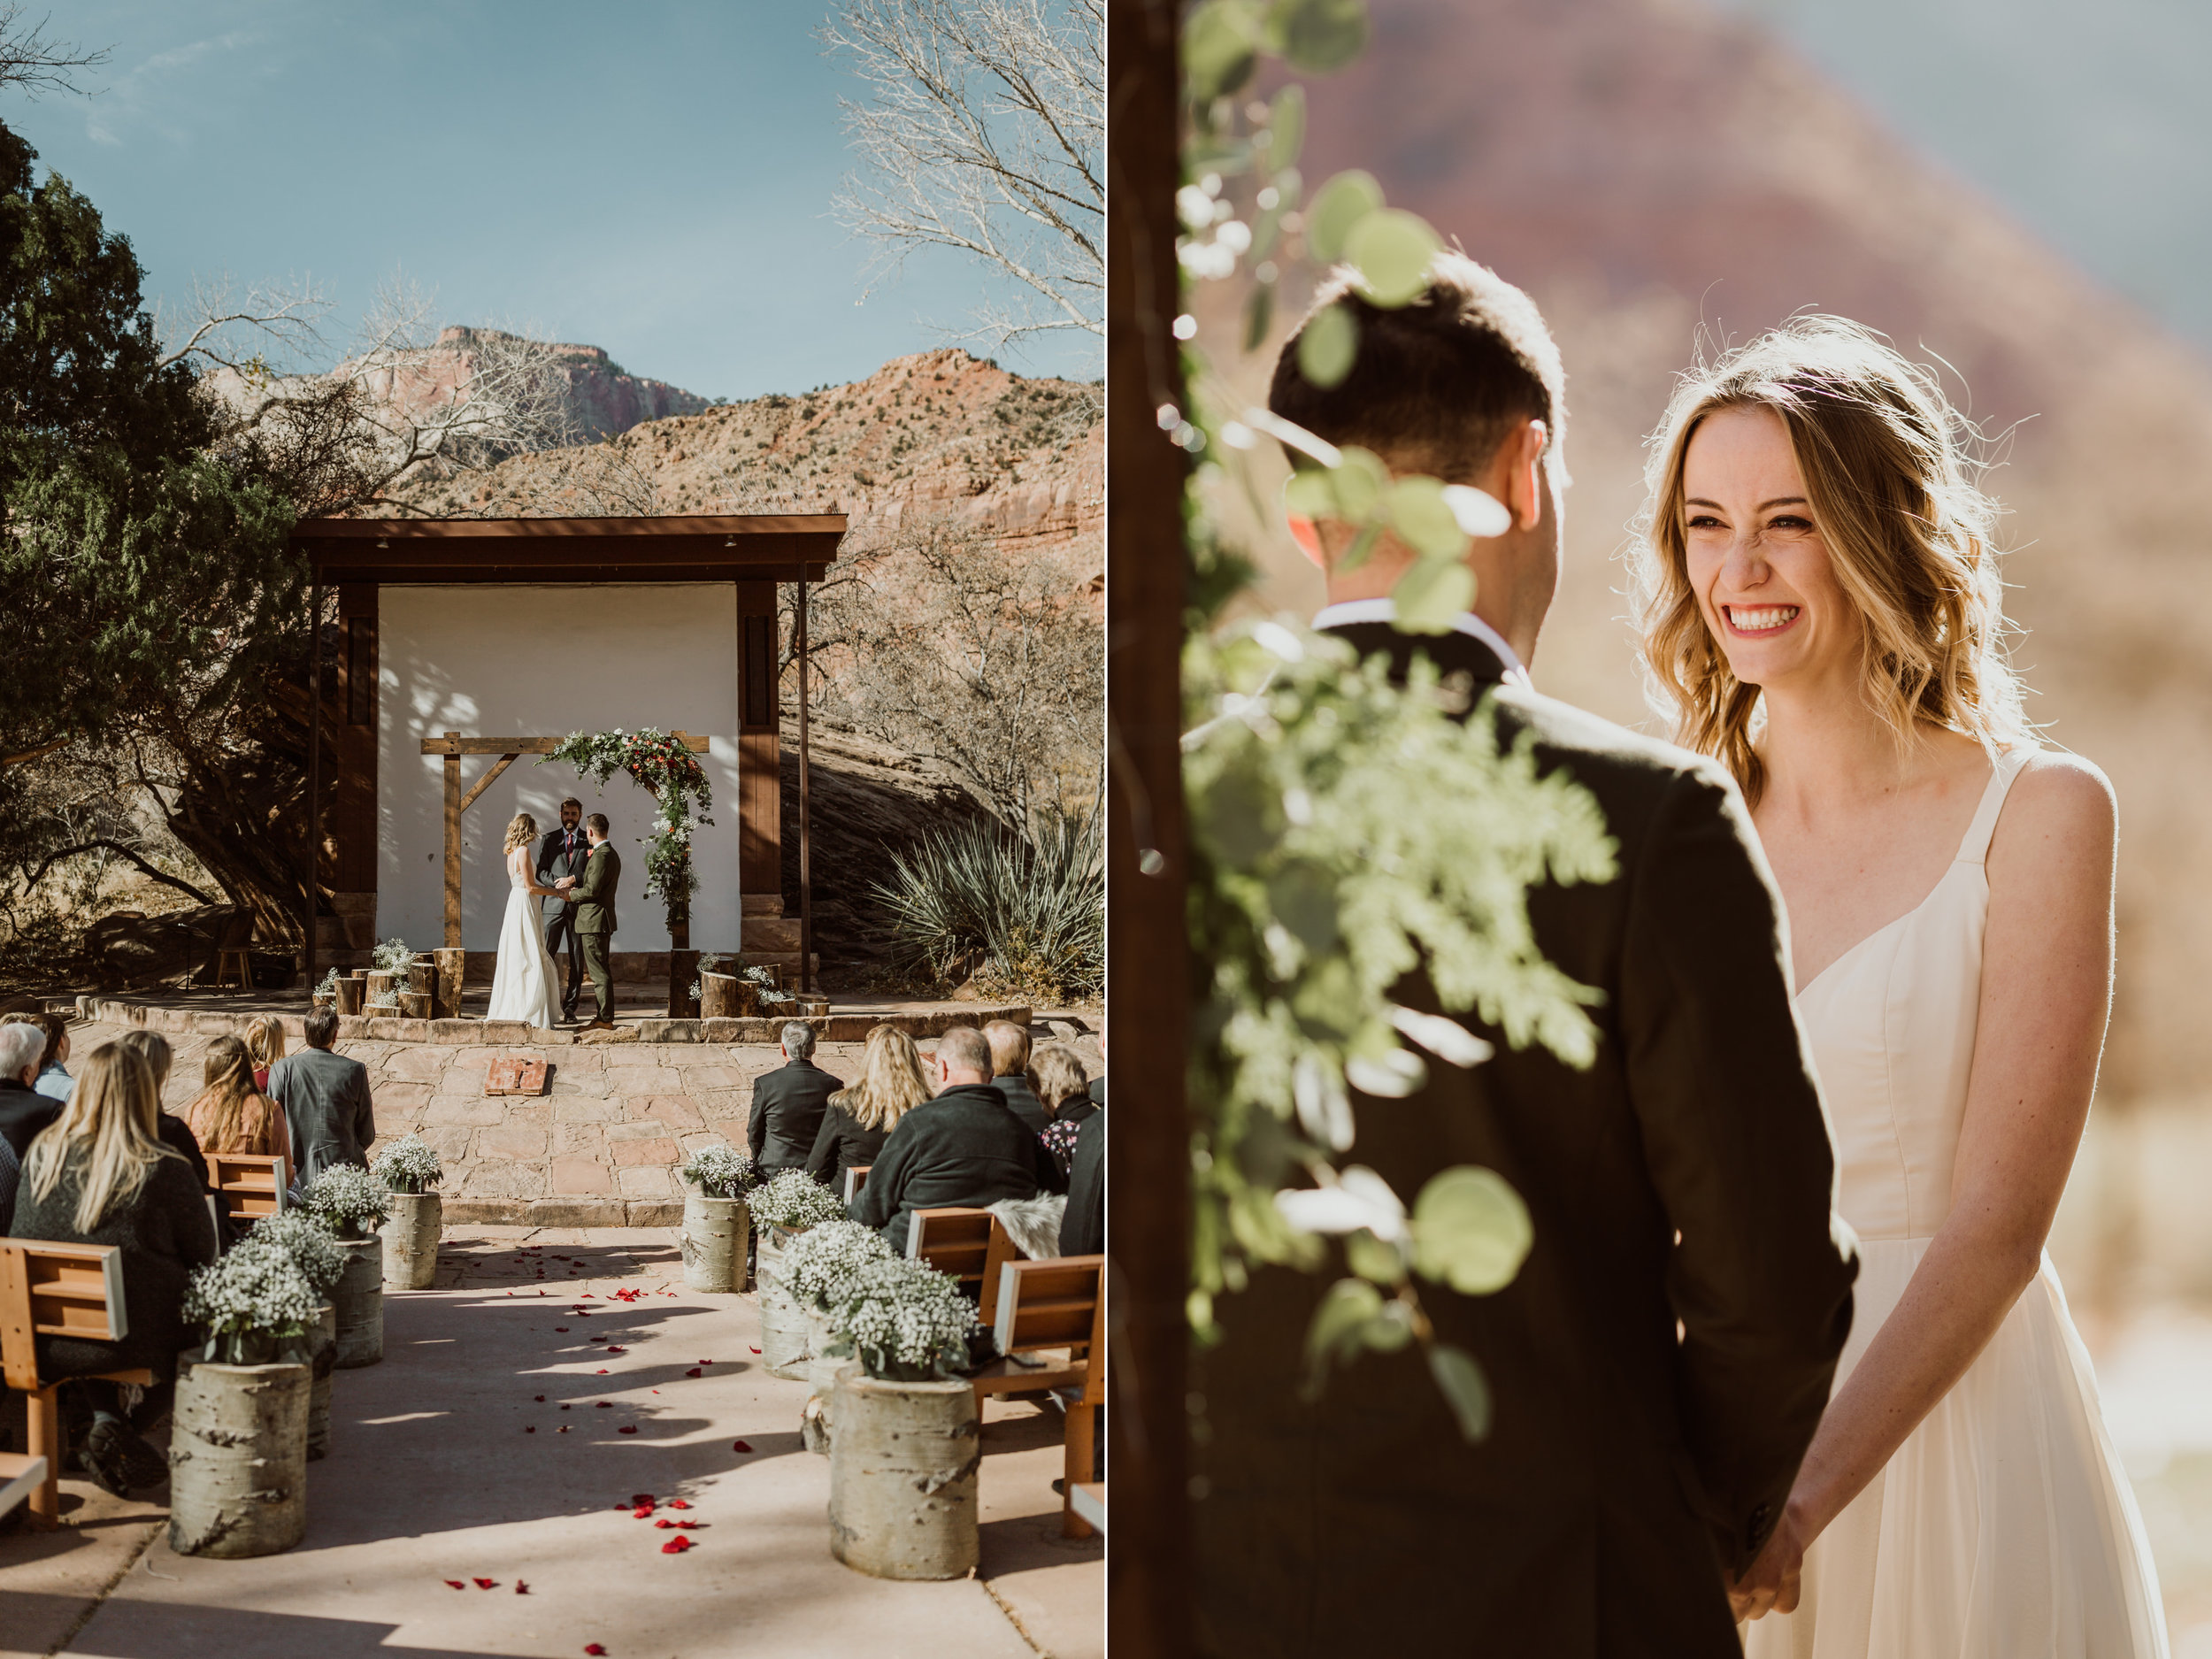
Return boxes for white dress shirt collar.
[1310,598,1532,689]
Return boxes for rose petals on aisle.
[525,1425,536,1433]
[660,1536,695,1554]
[664,1499,690,1509]
[585,1646,609,1655]
[516,1580,530,1594]
[732,1439,753,1453]
[473,1577,498,1589]
[683,1367,701,1378]
[445,1579,466,1589]
[618,1425,638,1434]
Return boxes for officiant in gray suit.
[536,796,591,1023]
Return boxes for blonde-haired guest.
[12,1042,219,1496]
[1633,317,2159,1650]
[243,1015,288,1094]
[804,1024,931,1190]
[182,1035,295,1186]
[1029,1042,1094,1180]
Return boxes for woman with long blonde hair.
[484,810,566,1027]
[804,1024,931,1189]
[243,1014,287,1093]
[1633,318,2160,1655]
[12,1042,219,1496]
[181,1034,295,1184]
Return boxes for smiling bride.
[486,812,567,1030]
[1633,319,2166,1656]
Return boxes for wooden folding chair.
[1057,1283,1106,1538]
[841,1164,871,1206]
[0,1450,49,1519]
[207,1152,288,1224]
[970,1255,1100,1405]
[1067,1480,1105,1535]
[906,1207,1018,1323]
[0,1240,154,1527]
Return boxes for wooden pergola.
[289,513,844,1000]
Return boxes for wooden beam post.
[442,732,462,949]
[303,572,324,991]
[796,566,813,995]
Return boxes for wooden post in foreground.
[303,573,324,992]
[442,733,463,949]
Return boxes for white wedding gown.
[485,849,563,1028]
[1746,747,2167,1657]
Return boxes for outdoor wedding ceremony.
[0,2,1103,1656]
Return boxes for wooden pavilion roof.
[292,513,846,585]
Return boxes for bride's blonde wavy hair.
[1631,317,2026,807]
[503,813,539,855]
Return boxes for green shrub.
[872,811,1102,1004]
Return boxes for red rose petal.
[631,1493,656,1505]
[559,1425,571,1432]
[555,1326,569,1333]
[595,1401,612,1408]
[618,1425,637,1434]
[525,1425,536,1433]
[445,1579,466,1589]
[586,1647,609,1655]
[516,1581,530,1594]
[665,1499,690,1509]
[596,1369,609,1375]
[655,1518,673,1529]
[534,1394,546,1402]
[660,1537,693,1554]
[683,1368,701,1378]
[732,1440,752,1452]
[748,1346,760,1355]
[605,1346,626,1354]
[474,1577,497,1589]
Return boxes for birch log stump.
[828,1373,980,1579]
[382,1192,442,1290]
[306,1303,336,1461]
[169,1361,311,1558]
[758,1283,813,1379]
[680,1194,749,1292]
[801,1314,846,1455]
[333,1239,384,1367]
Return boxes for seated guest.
[3,1011,77,1102]
[984,1019,1050,1133]
[0,1130,19,1237]
[182,1036,296,1186]
[1059,1108,1102,1257]
[749,1022,843,1176]
[849,1025,1054,1253]
[806,1025,931,1192]
[0,1020,62,1158]
[119,1029,211,1194]
[266,1007,376,1187]
[243,1016,288,1094]
[10,1042,219,1496]
[1032,1043,1096,1180]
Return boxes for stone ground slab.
[50,1018,1103,1229]
[0,1228,1101,1659]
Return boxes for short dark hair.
[586,812,610,837]
[560,797,583,812]
[304,1007,340,1048]
[936,1025,992,1075]
[1270,251,1566,487]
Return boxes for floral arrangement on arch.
[538,727,715,917]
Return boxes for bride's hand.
[1727,1500,1811,1622]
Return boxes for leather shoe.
[581,1018,616,1032]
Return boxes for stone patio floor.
[0,1227,1102,1659]
[57,1015,1104,1229]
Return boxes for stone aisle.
[1,1228,1102,1659]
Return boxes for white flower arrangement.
[780,1218,895,1313]
[184,1238,326,1363]
[678,1144,759,1199]
[315,968,342,999]
[825,1256,983,1382]
[249,1210,349,1293]
[749,1167,845,1232]
[302,1164,389,1239]
[372,937,417,974]
[373,1133,445,1195]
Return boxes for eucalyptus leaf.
[1345,208,1443,308]
[1306,169,1384,263]
[1283,465,1339,526]
[1243,280,1276,354]
[1391,558,1476,634]
[1345,1047,1427,1098]
[1266,84,1307,173]
[1268,861,1340,952]
[1264,0,1371,73]
[1295,301,1357,388]
[1303,1277,1386,1379]
[1333,445,1390,524]
[1344,1227,1407,1286]
[1441,482,1513,538]
[1182,0,1263,104]
[1427,1342,1494,1440]
[1389,475,1471,562]
[1195,757,1281,865]
[1411,1166,1534,1294]
[1334,520,1383,574]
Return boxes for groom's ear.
[1495,419,1550,533]
[1286,514,1327,570]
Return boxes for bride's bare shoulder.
[1991,749,2116,878]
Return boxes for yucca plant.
[872,810,1102,1002]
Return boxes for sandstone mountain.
[434,326,714,440]
[1208,0,2212,1102]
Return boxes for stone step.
[741,916,803,951]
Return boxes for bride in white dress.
[486,812,566,1029]
[1634,319,2166,1655]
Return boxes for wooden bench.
[966,1255,1105,1537]
[207,1151,288,1224]
[1068,1480,1105,1535]
[841,1164,871,1206]
[906,1207,1018,1323]
[0,1240,155,1526]
[0,1451,50,1519]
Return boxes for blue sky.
[15,2,1099,397]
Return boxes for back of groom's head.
[1271,252,1566,487]
[586,813,610,838]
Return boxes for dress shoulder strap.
[1957,745,2037,867]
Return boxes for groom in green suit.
[561,812,621,1030]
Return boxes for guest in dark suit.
[806,1023,931,1193]
[536,796,592,1021]
[848,1025,1054,1253]
[748,1022,843,1175]
[1190,256,1855,1658]
[10,1042,219,1496]
[0,1019,61,1159]
[266,1008,377,1188]
[984,1019,1049,1133]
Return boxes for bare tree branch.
[0,4,107,100]
[24,838,215,905]
[822,0,1102,355]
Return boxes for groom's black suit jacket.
[1191,624,1856,1659]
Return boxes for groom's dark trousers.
[1191,625,1858,1659]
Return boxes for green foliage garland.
[538,727,715,917]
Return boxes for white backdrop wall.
[378,584,742,953]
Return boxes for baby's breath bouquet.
[679,1144,759,1200]
[302,1164,389,1239]
[184,1238,326,1363]
[372,938,416,975]
[780,1218,895,1313]
[249,1211,348,1294]
[824,1256,984,1383]
[751,1167,844,1232]
[373,1134,445,1195]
